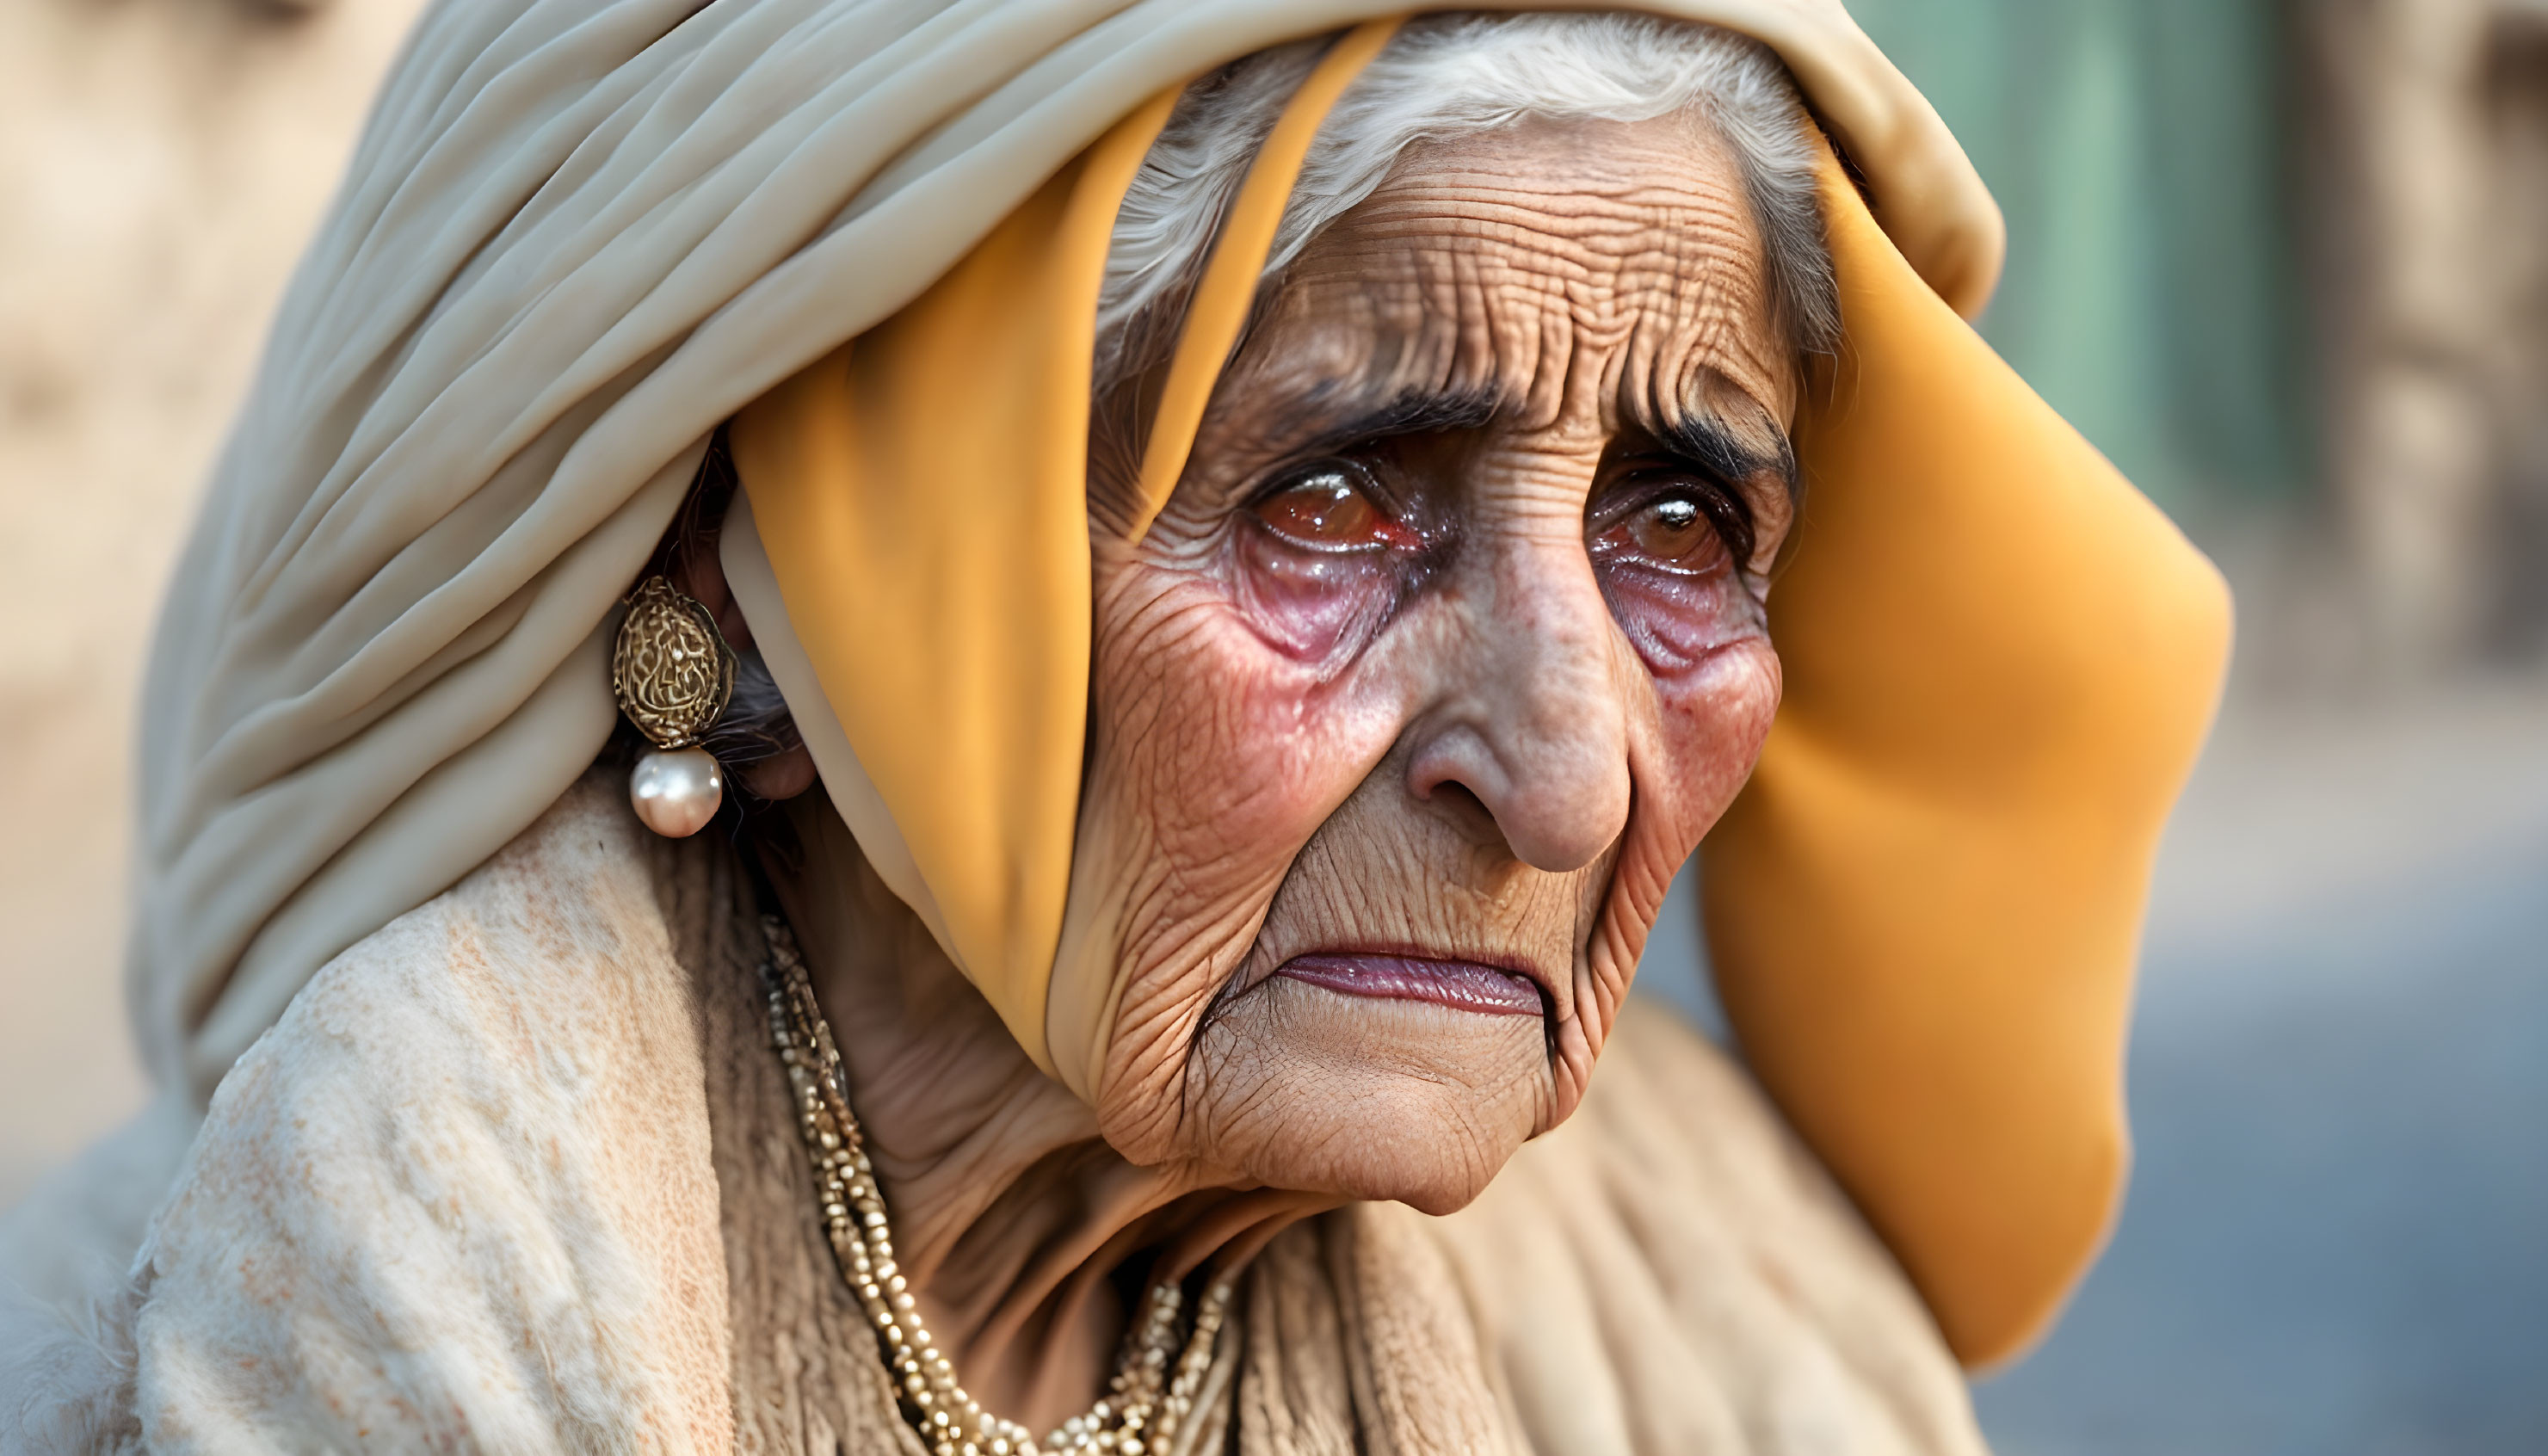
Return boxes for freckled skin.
[1077,114,1794,1214]
[743,113,1800,1428]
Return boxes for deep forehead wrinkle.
[1290,211,1772,423]
[1317,147,1771,330]
[1253,176,1786,430]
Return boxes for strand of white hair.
[1095,12,1842,394]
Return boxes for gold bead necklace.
[760,916,1231,1456]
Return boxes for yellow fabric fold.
[1130,19,1404,535]
[731,23,2230,1366]
[731,89,1181,1068]
[1700,152,2231,1362]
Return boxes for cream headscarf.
[133,0,2219,1365]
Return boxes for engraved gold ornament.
[611,576,736,751]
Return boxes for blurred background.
[1,0,2540,1450]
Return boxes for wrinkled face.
[1076,112,1800,1213]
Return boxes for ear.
[665,487,821,803]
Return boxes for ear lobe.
[646,430,762,655]
[668,519,753,654]
[655,441,817,802]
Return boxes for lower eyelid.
[1589,526,1721,570]
[1251,523,1404,560]
[1602,558,1718,584]
[1271,533,1393,556]
[1227,525,1416,664]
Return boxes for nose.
[1403,530,1632,873]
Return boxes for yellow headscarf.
[731,19,2229,1367]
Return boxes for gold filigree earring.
[611,576,737,837]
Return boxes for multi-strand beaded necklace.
[758,916,1232,1456]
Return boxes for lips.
[1271,953,1545,1016]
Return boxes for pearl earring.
[610,576,737,837]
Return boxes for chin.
[1181,975,1553,1214]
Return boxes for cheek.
[1648,632,1784,834]
[1096,574,1403,859]
[1583,633,1782,1035]
[1590,542,1783,916]
[1082,570,1411,1134]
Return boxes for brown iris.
[1251,466,1416,552]
[1596,494,1731,575]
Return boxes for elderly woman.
[3,3,2227,1452]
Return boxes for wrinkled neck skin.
[757,795,1338,1428]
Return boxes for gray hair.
[1092,11,1841,397]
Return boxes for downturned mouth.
[1271,953,1545,1016]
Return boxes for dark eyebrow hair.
[1284,380,1799,506]
[1286,384,1503,458]
[1650,411,1802,505]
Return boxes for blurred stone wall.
[1849,0,2312,521]
[2496,10,2548,639]
[1854,0,2548,682]
[0,0,423,1201]
[2298,0,2548,672]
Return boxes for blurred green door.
[1846,0,2310,515]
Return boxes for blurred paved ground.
[1646,674,2548,1454]
[1971,679,2548,1455]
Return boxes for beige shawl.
[74,776,1983,1453]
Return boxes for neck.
[757,794,1328,1430]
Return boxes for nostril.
[1422,777,1493,824]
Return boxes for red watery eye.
[1232,464,1416,662]
[1252,467,1410,552]
[1599,494,1730,575]
[1590,490,1760,675]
